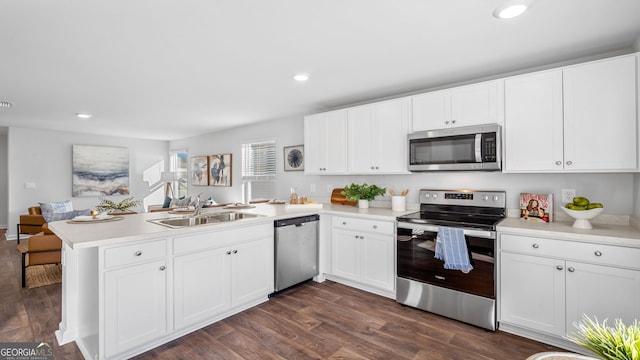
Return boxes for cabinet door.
[451,81,499,128]
[331,229,360,281]
[563,56,637,171]
[360,233,394,292]
[412,90,450,132]
[304,110,348,174]
[231,238,273,307]
[173,248,230,329]
[348,98,411,174]
[104,260,167,358]
[347,105,376,173]
[565,261,640,334]
[375,98,410,173]
[499,252,565,336]
[504,70,565,172]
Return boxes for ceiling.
[1,0,639,141]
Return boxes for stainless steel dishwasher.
[273,214,319,292]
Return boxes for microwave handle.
[475,134,482,162]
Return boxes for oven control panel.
[420,189,506,208]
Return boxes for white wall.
[170,116,306,204]
[172,117,635,216]
[6,127,169,239]
[0,133,7,228]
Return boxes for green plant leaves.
[568,315,640,360]
[341,183,387,201]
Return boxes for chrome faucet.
[192,192,204,217]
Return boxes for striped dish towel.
[434,226,473,272]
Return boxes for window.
[170,150,188,198]
[241,140,276,202]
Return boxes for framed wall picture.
[284,145,304,171]
[190,156,209,186]
[72,145,129,197]
[208,154,232,187]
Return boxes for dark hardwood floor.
[0,230,559,359]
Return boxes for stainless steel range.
[396,189,506,330]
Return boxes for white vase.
[358,199,369,209]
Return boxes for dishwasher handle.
[274,214,320,227]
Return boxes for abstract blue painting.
[72,145,130,197]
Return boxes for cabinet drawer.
[173,223,272,254]
[332,216,394,235]
[500,234,640,270]
[104,239,167,269]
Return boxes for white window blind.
[241,140,276,180]
[242,140,276,202]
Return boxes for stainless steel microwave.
[408,124,501,171]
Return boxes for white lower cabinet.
[102,239,169,358]
[329,216,395,297]
[104,259,167,358]
[100,223,273,359]
[499,233,640,349]
[173,248,230,329]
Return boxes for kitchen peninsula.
[48,204,411,360]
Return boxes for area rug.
[26,264,62,289]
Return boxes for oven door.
[397,222,495,299]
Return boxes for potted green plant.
[341,183,387,209]
[567,315,640,360]
[95,197,140,214]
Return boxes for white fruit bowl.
[560,206,604,229]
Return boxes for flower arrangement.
[568,315,640,360]
[341,183,387,201]
[95,197,140,213]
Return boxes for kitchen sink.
[149,211,263,228]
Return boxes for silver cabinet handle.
[233,249,238,254]
[445,121,449,125]
[451,120,456,124]
[355,235,358,238]
[375,166,379,169]
[134,251,142,256]
[556,265,563,271]
[532,244,539,249]
[373,225,378,229]
[343,221,347,225]
[594,251,602,257]
[566,161,573,165]
[159,266,166,271]
[226,250,231,255]
[371,166,375,170]
[555,161,562,165]
[568,267,575,272]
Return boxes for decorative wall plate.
[284,145,304,171]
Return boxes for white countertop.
[497,217,640,248]
[48,203,415,249]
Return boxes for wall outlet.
[327,184,333,194]
[561,188,576,203]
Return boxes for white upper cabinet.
[347,98,411,174]
[504,54,638,172]
[504,70,565,172]
[304,110,348,175]
[562,55,637,171]
[412,80,500,132]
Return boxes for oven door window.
[397,226,495,299]
[409,134,477,165]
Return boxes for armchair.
[17,229,62,287]
[17,206,47,244]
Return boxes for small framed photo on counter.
[520,193,554,223]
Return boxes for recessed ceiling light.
[76,113,93,119]
[0,101,13,108]
[494,0,531,19]
[293,73,310,82]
